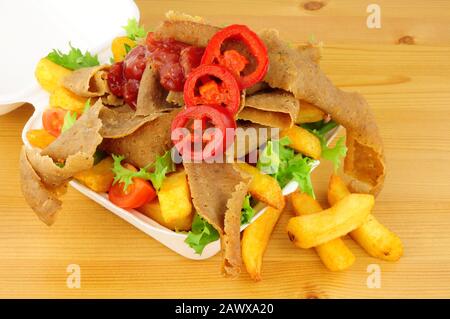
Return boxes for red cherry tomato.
[42,108,66,137]
[183,64,241,116]
[109,177,156,209]
[171,105,236,161]
[201,24,269,89]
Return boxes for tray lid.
[0,0,139,112]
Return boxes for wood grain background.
[1,0,449,298]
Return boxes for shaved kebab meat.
[20,100,104,225]
[19,147,63,226]
[259,29,385,194]
[99,104,162,139]
[183,162,251,277]
[42,99,103,161]
[62,65,110,97]
[238,90,299,129]
[100,109,180,168]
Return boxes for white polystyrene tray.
[4,1,340,259]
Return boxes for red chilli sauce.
[107,33,204,108]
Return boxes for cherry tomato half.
[42,108,66,137]
[109,178,156,209]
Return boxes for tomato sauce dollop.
[107,34,204,108]
[146,33,204,91]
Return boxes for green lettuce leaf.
[93,150,107,165]
[82,98,91,113]
[322,136,347,171]
[47,44,99,70]
[240,195,255,225]
[111,154,153,192]
[122,18,146,40]
[147,150,175,191]
[61,111,77,133]
[257,136,316,197]
[61,99,92,134]
[302,120,347,171]
[185,214,220,254]
[124,43,132,54]
[111,151,175,192]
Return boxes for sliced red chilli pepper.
[201,24,269,89]
[171,105,236,161]
[183,64,240,116]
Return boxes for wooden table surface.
[1,0,450,298]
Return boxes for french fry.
[287,194,374,249]
[290,192,355,271]
[328,174,403,261]
[49,85,88,113]
[280,125,321,159]
[296,101,326,124]
[111,36,136,62]
[242,206,283,281]
[157,170,194,226]
[138,199,192,231]
[26,129,56,149]
[35,58,71,93]
[73,157,115,193]
[327,173,351,204]
[236,163,285,210]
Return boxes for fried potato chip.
[280,125,321,160]
[290,192,355,271]
[236,163,285,210]
[157,171,193,226]
[35,58,71,93]
[287,194,374,249]
[74,156,115,193]
[138,199,193,231]
[328,174,403,261]
[242,206,283,281]
[296,101,326,124]
[49,85,88,113]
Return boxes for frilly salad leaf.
[111,150,175,192]
[186,194,254,254]
[185,214,220,254]
[257,136,317,198]
[47,44,99,70]
[302,120,347,171]
[61,111,77,133]
[240,195,255,225]
[61,99,91,133]
[148,150,175,191]
[122,18,146,41]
